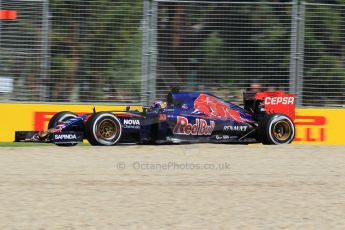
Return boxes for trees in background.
[2,0,344,105]
[156,0,345,105]
[49,0,142,102]
[156,1,292,99]
[303,3,345,105]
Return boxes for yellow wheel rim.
[272,120,291,141]
[97,119,117,140]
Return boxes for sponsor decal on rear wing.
[255,91,296,120]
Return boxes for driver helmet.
[151,100,166,110]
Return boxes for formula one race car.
[15,90,296,146]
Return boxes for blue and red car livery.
[15,90,296,146]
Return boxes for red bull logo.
[194,94,249,122]
[173,116,215,135]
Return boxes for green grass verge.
[0,142,90,147]
[0,142,48,147]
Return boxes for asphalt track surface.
[0,144,345,229]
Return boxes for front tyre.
[257,113,295,145]
[85,112,122,146]
[48,111,78,129]
[48,111,78,147]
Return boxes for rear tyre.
[85,112,122,146]
[48,111,78,129]
[48,111,78,146]
[257,113,295,145]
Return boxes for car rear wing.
[243,91,295,120]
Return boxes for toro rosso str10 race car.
[15,90,296,146]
